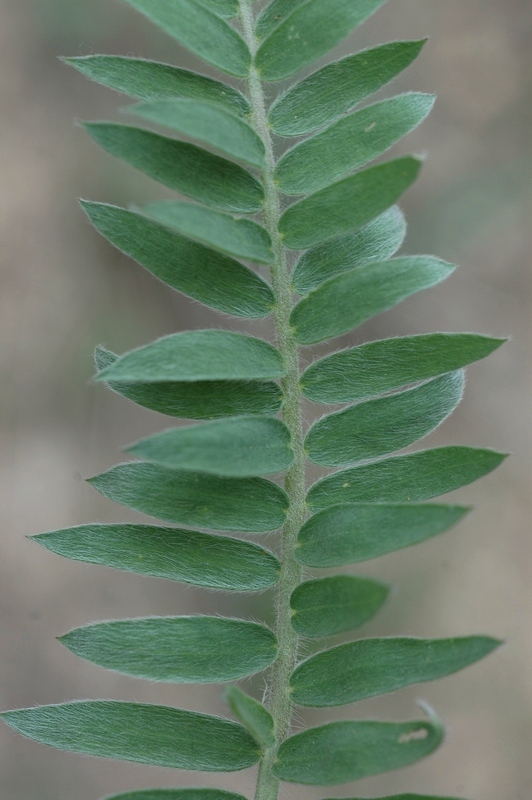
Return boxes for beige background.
[0,1,530,798]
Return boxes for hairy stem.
[238,4,306,800]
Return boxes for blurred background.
[0,1,530,798]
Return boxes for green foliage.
[3,2,505,799]
[59,617,277,682]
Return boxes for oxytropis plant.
[1,2,507,800]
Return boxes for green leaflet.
[128,100,265,167]
[94,331,284,383]
[60,616,277,683]
[290,576,389,638]
[32,524,281,591]
[0,702,260,771]
[82,203,272,319]
[226,687,276,749]
[290,636,501,707]
[320,796,466,800]
[255,0,387,82]
[89,463,288,532]
[195,0,238,18]
[279,156,422,249]
[121,0,250,77]
[301,333,506,403]
[140,202,273,264]
[127,417,293,477]
[104,791,248,800]
[296,503,469,567]
[307,447,507,510]
[292,207,406,295]
[83,124,263,213]
[276,94,435,195]
[305,371,464,467]
[269,40,427,136]
[64,56,250,117]
[291,257,454,345]
[255,0,307,40]
[97,345,282,419]
[272,715,444,784]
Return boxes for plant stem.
[238,4,306,800]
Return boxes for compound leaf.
[121,0,250,77]
[94,331,284,384]
[291,257,454,345]
[269,40,427,136]
[307,447,508,510]
[140,202,273,264]
[256,0,387,81]
[0,701,260,771]
[290,575,389,637]
[60,617,277,683]
[226,687,276,749]
[292,207,406,295]
[128,417,293,477]
[290,636,501,706]
[82,203,273,318]
[89,463,288,532]
[279,156,422,249]
[129,100,265,167]
[272,715,444,784]
[64,56,249,116]
[305,371,464,466]
[276,94,435,195]
[83,124,263,213]
[301,333,507,403]
[32,524,280,591]
[296,503,470,567]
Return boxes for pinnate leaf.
[256,0,387,81]
[83,124,263,213]
[140,202,273,264]
[301,333,506,403]
[276,94,435,195]
[290,636,501,706]
[296,503,469,567]
[290,575,389,638]
[94,331,284,383]
[291,257,454,345]
[292,206,406,295]
[308,447,507,510]
[89,463,288,532]
[121,0,250,77]
[269,40,427,136]
[60,616,277,683]
[32,524,280,591]
[272,714,444,784]
[279,156,422,249]
[226,687,276,749]
[305,371,464,466]
[0,701,260,771]
[127,417,293,477]
[129,100,265,167]
[82,203,273,318]
[64,56,249,116]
